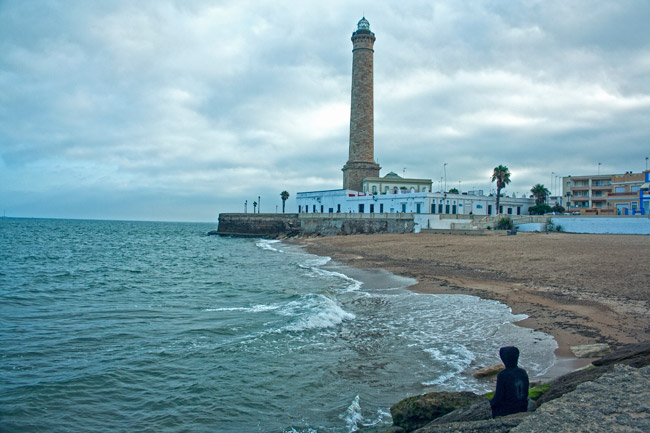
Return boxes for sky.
[1,0,649,222]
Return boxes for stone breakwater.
[214,213,415,237]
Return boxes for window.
[321,205,324,213]
[370,204,374,213]
[298,205,302,213]
[517,207,521,215]
[313,205,316,212]
[359,204,364,213]
[401,203,407,213]
[452,205,456,214]
[438,204,443,213]
[379,203,384,213]
[337,204,341,213]
[416,203,421,214]
[488,205,492,215]
[329,208,333,213]
[615,187,626,193]
[372,185,377,194]
[507,207,512,215]
[476,205,483,209]
[445,204,450,213]
[431,204,436,213]
[631,185,641,193]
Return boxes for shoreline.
[292,232,650,378]
[293,243,585,381]
[327,257,589,380]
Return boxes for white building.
[297,189,534,216]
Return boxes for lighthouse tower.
[342,17,381,191]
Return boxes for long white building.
[296,189,534,217]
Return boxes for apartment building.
[607,171,650,214]
[562,174,613,211]
[563,171,650,215]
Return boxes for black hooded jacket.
[489,346,529,418]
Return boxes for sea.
[0,218,558,433]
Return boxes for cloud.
[1,0,649,220]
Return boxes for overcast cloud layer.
[1,0,649,221]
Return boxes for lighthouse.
[342,17,381,191]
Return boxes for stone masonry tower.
[342,17,381,191]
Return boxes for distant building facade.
[296,189,533,216]
[562,171,650,215]
[362,172,432,194]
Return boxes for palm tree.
[253,201,257,213]
[531,184,550,205]
[491,165,511,214]
[280,191,290,213]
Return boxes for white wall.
[551,217,650,234]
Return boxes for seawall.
[215,213,415,237]
[215,213,301,237]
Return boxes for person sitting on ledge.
[490,346,529,418]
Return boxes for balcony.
[571,186,589,191]
[607,192,635,197]
[591,185,612,190]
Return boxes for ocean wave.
[422,344,476,388]
[284,295,356,332]
[341,395,363,433]
[256,239,283,252]
[297,255,331,269]
[307,267,364,292]
[204,304,280,313]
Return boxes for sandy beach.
[297,231,650,360]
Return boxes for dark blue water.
[0,218,557,432]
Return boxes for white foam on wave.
[341,395,363,433]
[204,304,280,313]
[284,295,356,332]
[256,239,283,252]
[308,267,363,292]
[422,343,475,387]
[297,255,331,268]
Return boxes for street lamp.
[646,156,648,171]
[598,162,601,175]
[258,196,261,214]
[244,200,248,213]
[444,163,447,193]
[551,172,555,196]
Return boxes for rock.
[534,364,614,406]
[207,229,219,235]
[510,365,650,432]
[472,364,504,379]
[390,391,485,432]
[414,412,531,433]
[570,343,610,358]
[592,340,650,368]
[428,400,493,424]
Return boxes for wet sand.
[296,231,650,362]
